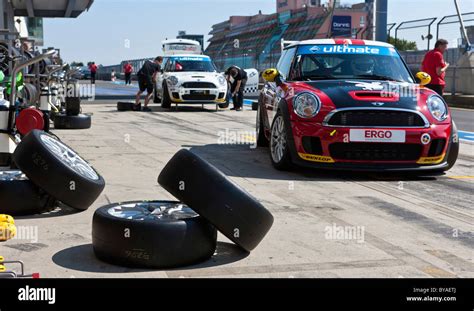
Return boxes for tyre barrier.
[12,130,105,211]
[93,201,217,269]
[92,149,273,269]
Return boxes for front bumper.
[168,86,227,103]
[287,121,453,172]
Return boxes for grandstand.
[205,0,370,70]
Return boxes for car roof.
[169,54,210,58]
[285,39,395,49]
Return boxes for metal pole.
[454,0,471,46]
[375,0,388,42]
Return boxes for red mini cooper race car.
[257,39,459,172]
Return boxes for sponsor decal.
[371,102,385,107]
[417,154,445,165]
[173,56,210,62]
[298,153,335,163]
[346,81,385,91]
[350,129,406,143]
[298,45,394,56]
[421,133,432,145]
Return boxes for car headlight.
[427,95,448,121]
[168,76,178,86]
[293,92,321,118]
[218,76,226,86]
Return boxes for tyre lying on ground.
[117,102,141,112]
[158,149,274,252]
[0,171,56,216]
[92,201,217,268]
[13,130,105,211]
[53,113,91,130]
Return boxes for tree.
[388,36,418,51]
[70,61,84,67]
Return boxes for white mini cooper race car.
[155,55,228,108]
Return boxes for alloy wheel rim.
[40,134,100,180]
[107,201,198,221]
[270,116,286,163]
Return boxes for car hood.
[302,80,421,111]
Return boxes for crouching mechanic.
[135,57,163,112]
[225,66,247,111]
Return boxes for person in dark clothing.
[135,57,163,111]
[89,62,98,84]
[225,66,247,111]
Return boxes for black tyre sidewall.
[158,150,274,252]
[12,130,105,210]
[0,179,52,216]
[53,114,91,130]
[161,83,172,108]
[92,201,217,268]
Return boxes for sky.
[42,0,474,66]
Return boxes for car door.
[266,47,297,125]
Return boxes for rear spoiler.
[281,39,299,52]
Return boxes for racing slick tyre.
[252,101,258,111]
[53,113,91,130]
[218,102,229,109]
[117,101,141,111]
[0,171,56,216]
[161,84,172,109]
[444,121,459,171]
[269,111,293,170]
[158,149,274,252]
[92,201,217,268]
[256,103,269,147]
[12,130,105,211]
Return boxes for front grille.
[182,94,217,101]
[428,139,446,157]
[302,137,323,155]
[329,143,422,161]
[182,82,216,89]
[326,110,426,127]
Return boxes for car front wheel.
[270,111,292,170]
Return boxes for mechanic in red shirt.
[89,62,98,85]
[421,39,450,96]
[123,62,133,85]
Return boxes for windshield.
[292,45,414,83]
[167,56,217,72]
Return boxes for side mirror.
[415,71,431,86]
[262,68,281,84]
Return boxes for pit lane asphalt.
[2,99,472,278]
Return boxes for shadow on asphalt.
[15,204,82,220]
[184,144,442,182]
[97,104,246,114]
[52,242,248,274]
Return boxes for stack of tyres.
[0,130,106,216]
[92,149,274,269]
[54,79,91,129]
